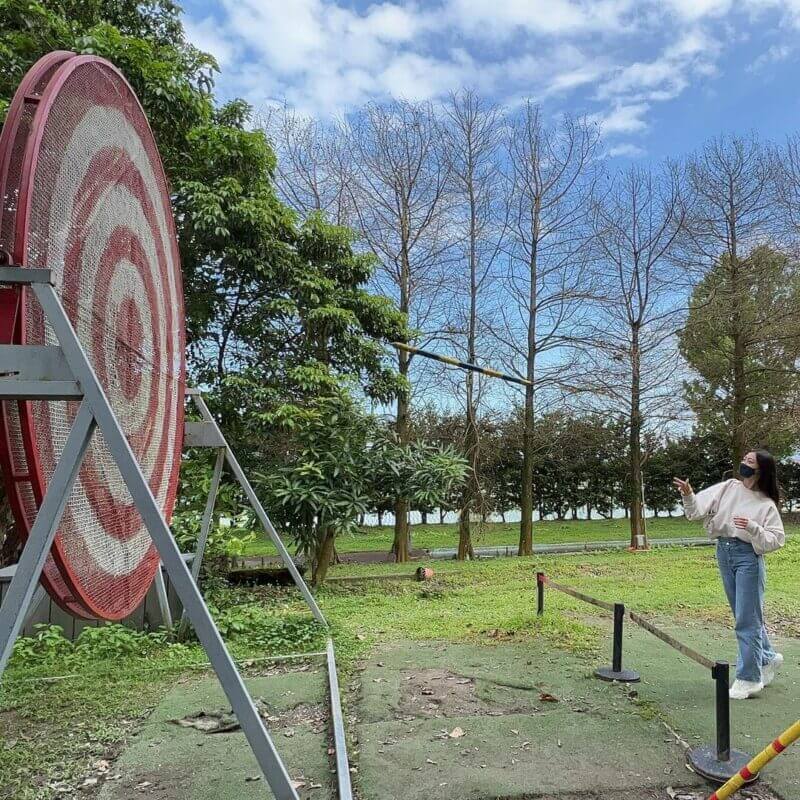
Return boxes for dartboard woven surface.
[0,54,185,620]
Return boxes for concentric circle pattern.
[0,54,185,619]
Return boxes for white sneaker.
[729,679,763,699]
[762,653,784,687]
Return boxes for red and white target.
[0,51,91,618]
[0,54,185,620]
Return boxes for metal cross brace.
[179,388,327,629]
[0,267,301,800]
[177,393,352,798]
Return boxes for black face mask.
[739,463,756,479]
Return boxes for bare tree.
[685,134,778,465]
[586,162,690,549]
[498,104,600,556]
[342,100,454,561]
[442,90,505,560]
[260,107,351,224]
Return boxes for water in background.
[363,505,682,526]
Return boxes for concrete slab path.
[97,667,333,800]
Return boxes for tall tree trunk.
[312,526,336,586]
[730,274,747,466]
[377,510,384,527]
[458,404,479,560]
[458,196,480,560]
[439,507,445,524]
[421,510,428,525]
[519,385,535,555]
[519,199,539,557]
[629,324,646,549]
[392,246,412,562]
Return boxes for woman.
[674,449,785,700]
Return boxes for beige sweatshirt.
[682,479,785,555]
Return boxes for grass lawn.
[2,532,799,798]
[317,527,800,648]
[235,515,706,557]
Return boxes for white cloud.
[180,0,782,139]
[597,28,718,103]
[747,42,794,71]
[360,2,421,41]
[183,16,234,68]
[222,0,326,74]
[445,0,635,37]
[660,0,732,21]
[591,102,650,134]
[378,52,478,100]
[607,142,647,157]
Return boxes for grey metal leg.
[177,447,224,639]
[191,447,225,584]
[189,393,328,627]
[0,401,95,678]
[33,283,300,800]
[22,585,47,629]
[326,638,353,800]
[153,566,173,629]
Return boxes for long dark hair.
[753,449,781,506]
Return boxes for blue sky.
[180,0,800,162]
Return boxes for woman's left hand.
[733,516,750,530]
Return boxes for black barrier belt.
[391,342,532,388]
[627,610,716,671]
[539,574,715,671]
[541,577,616,613]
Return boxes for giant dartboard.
[0,53,185,620]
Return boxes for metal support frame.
[326,638,353,800]
[184,389,326,626]
[176,390,353,798]
[153,567,173,630]
[176,446,224,639]
[0,268,302,800]
[0,400,95,675]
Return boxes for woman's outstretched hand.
[673,477,693,496]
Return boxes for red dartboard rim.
[0,51,94,618]
[7,54,186,620]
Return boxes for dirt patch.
[396,668,534,718]
[98,765,196,800]
[169,700,326,736]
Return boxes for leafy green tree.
[263,390,466,585]
[0,0,420,573]
[680,245,800,465]
[780,459,800,509]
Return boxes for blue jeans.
[716,538,777,682]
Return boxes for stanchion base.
[594,666,640,683]
[686,745,756,784]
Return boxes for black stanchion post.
[686,661,755,784]
[595,604,640,683]
[715,661,731,762]
[536,572,544,616]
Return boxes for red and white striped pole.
[708,719,800,800]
